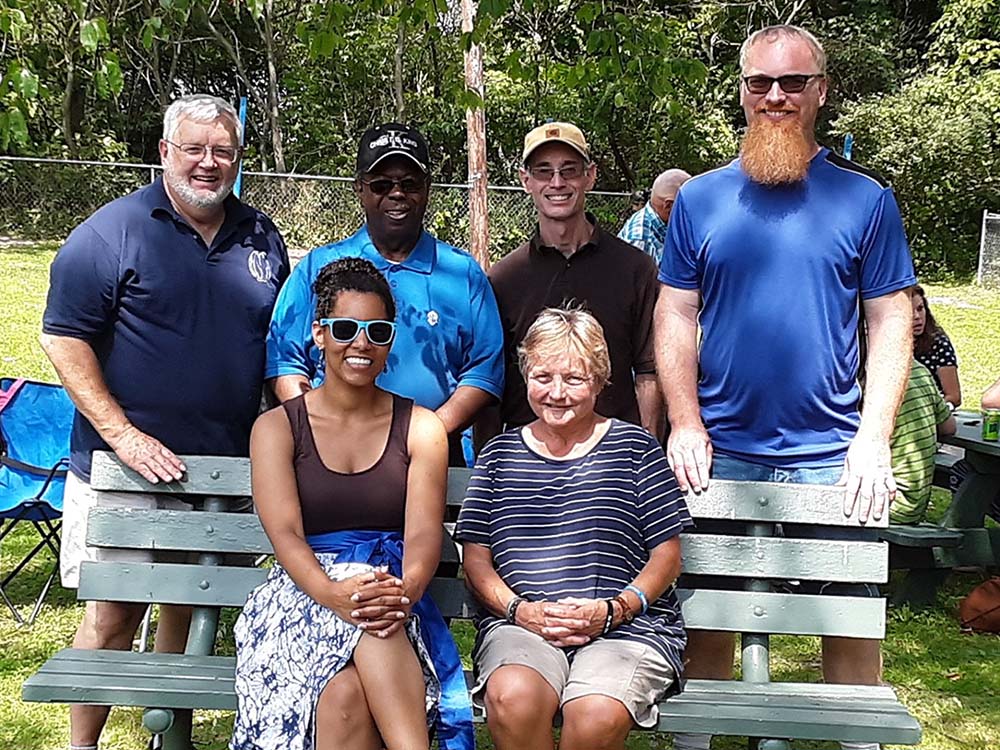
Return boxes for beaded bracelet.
[506,595,525,624]
[613,593,635,623]
[601,599,615,635]
[624,584,649,614]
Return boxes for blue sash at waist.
[306,529,474,750]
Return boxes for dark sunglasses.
[319,318,396,346]
[742,74,824,94]
[360,176,427,195]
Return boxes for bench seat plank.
[879,524,964,548]
[24,650,919,744]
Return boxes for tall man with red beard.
[655,26,915,750]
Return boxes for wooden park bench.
[23,451,921,750]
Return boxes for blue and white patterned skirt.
[231,554,441,750]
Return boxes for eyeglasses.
[527,372,593,390]
[164,140,241,164]
[360,177,428,195]
[742,74,824,94]
[526,163,587,182]
[319,318,396,346]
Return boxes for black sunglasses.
[360,176,428,196]
[319,318,396,346]
[742,74,824,94]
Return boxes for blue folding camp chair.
[0,377,74,624]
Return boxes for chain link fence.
[978,211,1000,288]
[0,157,630,261]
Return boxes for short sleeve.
[859,189,916,299]
[631,254,659,375]
[456,265,505,398]
[932,387,952,425]
[42,224,120,340]
[933,332,957,367]
[658,190,700,289]
[633,433,693,548]
[265,261,320,381]
[453,448,496,546]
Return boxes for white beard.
[164,169,235,209]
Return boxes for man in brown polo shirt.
[485,122,662,438]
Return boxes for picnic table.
[887,412,1000,606]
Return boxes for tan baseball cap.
[522,122,590,164]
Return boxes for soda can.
[983,409,1000,442]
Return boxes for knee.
[317,668,371,731]
[484,668,556,730]
[562,696,632,749]
[78,602,143,649]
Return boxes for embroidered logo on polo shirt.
[427,310,439,326]
[247,251,272,283]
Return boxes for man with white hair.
[656,26,914,750]
[41,94,288,750]
[618,168,691,263]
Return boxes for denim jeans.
[712,452,844,485]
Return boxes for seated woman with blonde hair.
[232,258,473,750]
[455,306,693,750]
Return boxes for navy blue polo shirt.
[43,178,289,479]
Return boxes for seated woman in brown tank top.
[232,258,474,750]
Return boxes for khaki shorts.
[471,624,676,728]
[60,471,196,589]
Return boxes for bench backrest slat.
[91,452,251,496]
[681,480,888,528]
[91,453,886,528]
[78,561,885,638]
[86,509,886,583]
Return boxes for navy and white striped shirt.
[454,420,693,681]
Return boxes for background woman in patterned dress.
[912,284,962,407]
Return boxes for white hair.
[162,94,242,143]
[740,25,827,76]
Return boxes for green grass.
[2,243,998,749]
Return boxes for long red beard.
[740,116,813,185]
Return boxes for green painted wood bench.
[23,451,921,750]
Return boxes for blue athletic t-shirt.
[266,226,504,411]
[42,178,289,479]
[659,148,916,467]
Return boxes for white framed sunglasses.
[318,317,396,346]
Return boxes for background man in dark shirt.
[484,122,662,441]
[41,94,288,750]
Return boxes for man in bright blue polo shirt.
[267,123,504,465]
[655,26,914,750]
[41,94,288,750]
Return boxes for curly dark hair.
[912,284,943,356]
[312,257,396,321]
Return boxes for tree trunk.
[62,60,79,156]
[262,0,286,172]
[462,0,489,270]
[394,15,406,121]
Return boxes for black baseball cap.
[356,123,430,174]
